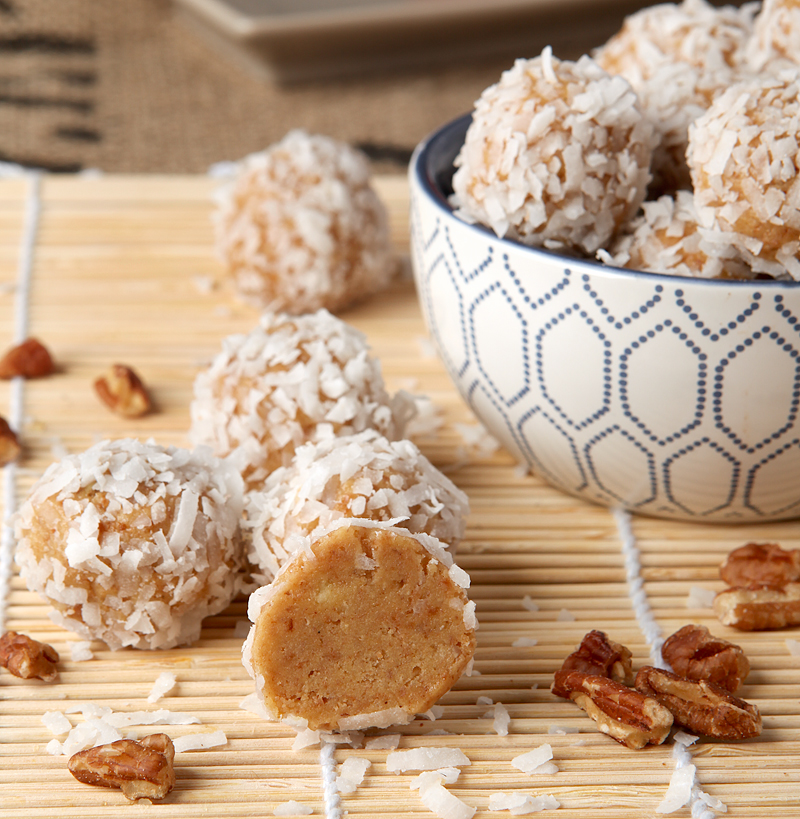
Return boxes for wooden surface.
[0,173,799,817]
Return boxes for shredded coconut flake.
[410,768,462,788]
[386,747,471,773]
[364,734,401,750]
[274,801,313,816]
[686,586,719,608]
[488,792,561,813]
[293,728,322,751]
[172,730,228,752]
[69,641,94,662]
[41,711,72,736]
[492,703,511,737]
[413,774,476,819]
[512,744,557,775]
[147,671,177,703]
[336,756,371,794]
[656,762,695,814]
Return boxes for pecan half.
[0,416,21,466]
[0,631,59,681]
[0,337,54,379]
[555,671,673,749]
[661,624,749,693]
[720,542,800,588]
[68,733,175,801]
[94,364,151,418]
[551,630,633,698]
[714,583,800,630]
[635,666,761,740]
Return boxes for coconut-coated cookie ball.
[606,190,754,279]
[747,0,800,71]
[242,521,477,732]
[687,71,800,280]
[214,129,395,314]
[14,439,244,650]
[244,430,470,582]
[189,309,414,492]
[594,0,756,193]
[450,47,654,256]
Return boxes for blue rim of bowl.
[411,112,800,290]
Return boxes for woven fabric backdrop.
[0,0,666,175]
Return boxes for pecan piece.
[68,733,175,801]
[714,583,800,630]
[720,542,800,588]
[0,630,59,681]
[94,364,151,418]
[554,671,672,749]
[551,630,633,698]
[0,416,21,466]
[0,337,54,379]
[661,624,749,693]
[635,666,761,740]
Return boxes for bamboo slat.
[0,173,798,818]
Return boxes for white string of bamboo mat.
[613,507,720,819]
[320,741,343,819]
[0,167,41,634]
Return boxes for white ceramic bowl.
[409,114,800,523]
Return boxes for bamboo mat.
[0,172,799,818]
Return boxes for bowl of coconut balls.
[409,0,800,523]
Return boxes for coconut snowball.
[243,429,470,582]
[189,309,414,492]
[594,0,756,193]
[450,47,654,255]
[747,0,800,71]
[605,190,755,279]
[687,71,800,280]
[214,129,395,313]
[595,0,756,193]
[242,520,476,732]
[14,438,244,651]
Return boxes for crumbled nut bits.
[0,630,59,682]
[94,364,151,418]
[715,542,800,630]
[552,628,761,746]
[0,337,54,379]
[0,416,21,466]
[68,733,175,801]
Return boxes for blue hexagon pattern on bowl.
[409,114,800,522]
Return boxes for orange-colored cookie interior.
[249,524,476,730]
